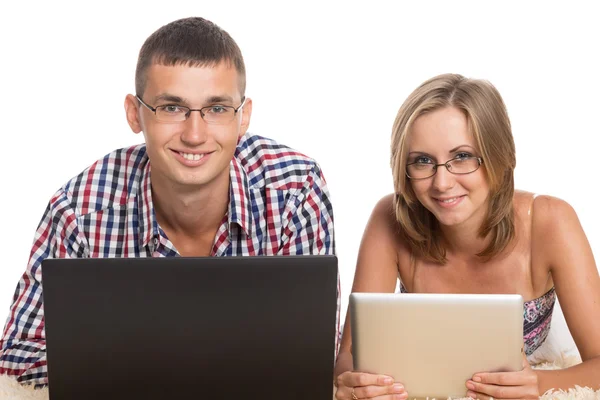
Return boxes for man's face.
[126,62,251,191]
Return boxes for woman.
[334,74,600,399]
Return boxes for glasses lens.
[407,163,435,179]
[202,106,236,124]
[152,104,241,124]
[156,106,188,123]
[448,157,480,174]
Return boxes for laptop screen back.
[42,256,338,400]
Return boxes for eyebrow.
[153,94,185,104]
[152,94,235,105]
[205,95,234,104]
[408,145,476,157]
[408,151,434,157]
[449,145,476,153]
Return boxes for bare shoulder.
[526,193,587,278]
[366,194,412,259]
[512,189,536,212]
[369,194,406,244]
[530,194,579,232]
[359,193,409,258]
[352,194,406,292]
[372,193,395,220]
[513,190,578,229]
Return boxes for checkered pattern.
[0,133,338,386]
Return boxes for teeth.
[181,152,204,161]
[440,197,459,203]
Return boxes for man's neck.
[151,171,230,240]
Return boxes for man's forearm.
[0,341,48,386]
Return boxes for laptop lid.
[42,256,338,400]
[350,292,523,399]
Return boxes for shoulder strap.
[528,193,539,264]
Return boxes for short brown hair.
[390,73,516,263]
[135,17,246,97]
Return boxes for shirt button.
[153,238,159,246]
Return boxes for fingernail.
[466,381,475,390]
[473,375,482,382]
[383,377,394,385]
[395,393,408,400]
[467,391,476,399]
[392,383,404,393]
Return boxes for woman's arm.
[334,195,409,400]
[335,194,401,375]
[463,195,600,399]
[533,195,600,391]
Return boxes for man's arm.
[276,162,339,352]
[0,189,87,386]
[277,162,335,256]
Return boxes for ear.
[124,94,143,134]
[238,97,253,138]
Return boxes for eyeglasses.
[136,95,246,124]
[406,155,483,180]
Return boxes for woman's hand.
[335,371,407,400]
[465,356,540,399]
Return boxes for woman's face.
[407,106,490,230]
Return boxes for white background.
[0,1,598,353]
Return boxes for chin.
[179,178,214,187]
[437,218,466,227]
[165,172,209,187]
[430,210,468,227]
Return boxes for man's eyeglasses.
[406,155,483,180]
[136,95,246,125]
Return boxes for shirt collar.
[137,160,159,248]
[227,156,254,237]
[137,152,256,247]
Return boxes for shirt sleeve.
[276,162,340,354]
[0,188,87,386]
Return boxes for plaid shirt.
[0,133,338,386]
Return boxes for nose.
[180,110,208,146]
[431,164,455,192]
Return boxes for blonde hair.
[390,73,516,263]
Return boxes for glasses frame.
[136,95,246,124]
[406,156,483,180]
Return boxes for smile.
[171,149,213,167]
[434,195,466,207]
[180,152,205,161]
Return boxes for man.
[0,17,337,386]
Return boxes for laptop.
[350,292,523,399]
[42,256,338,400]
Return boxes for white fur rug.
[0,376,47,400]
[1,356,598,400]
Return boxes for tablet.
[350,292,523,399]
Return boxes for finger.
[370,395,409,400]
[354,383,407,399]
[334,386,353,400]
[358,393,409,400]
[335,386,408,400]
[338,371,395,388]
[472,370,536,386]
[466,380,530,399]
